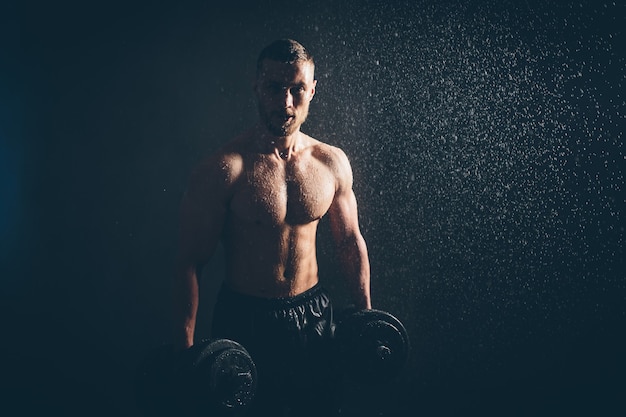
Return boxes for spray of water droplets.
[292,0,624,362]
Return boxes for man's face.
[255,59,316,138]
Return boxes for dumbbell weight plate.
[335,309,409,382]
[190,339,257,413]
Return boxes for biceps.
[328,190,361,242]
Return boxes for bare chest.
[230,155,336,225]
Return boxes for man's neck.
[256,124,302,159]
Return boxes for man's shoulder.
[304,134,353,181]
[190,137,248,187]
[214,132,250,157]
[308,136,349,165]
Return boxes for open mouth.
[267,113,297,135]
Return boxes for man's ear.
[310,79,317,101]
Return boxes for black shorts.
[211,283,341,416]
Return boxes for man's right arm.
[172,155,233,349]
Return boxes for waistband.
[217,282,328,311]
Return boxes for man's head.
[255,39,315,77]
[255,39,317,138]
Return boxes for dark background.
[1,0,624,416]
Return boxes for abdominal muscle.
[222,217,321,298]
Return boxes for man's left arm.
[327,150,371,310]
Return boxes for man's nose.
[281,89,294,108]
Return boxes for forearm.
[338,233,371,309]
[172,263,200,349]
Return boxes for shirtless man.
[173,39,371,416]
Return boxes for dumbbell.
[333,308,410,382]
[135,338,257,416]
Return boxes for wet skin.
[174,59,371,348]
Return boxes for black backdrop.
[2,0,624,416]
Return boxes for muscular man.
[173,39,371,416]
